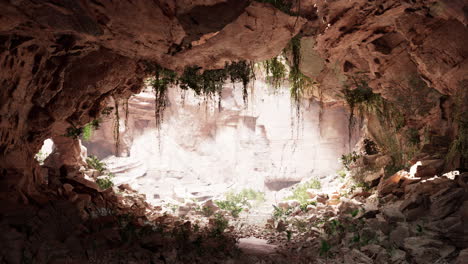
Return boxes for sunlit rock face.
[84,78,358,202]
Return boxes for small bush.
[272,205,292,220]
[96,174,114,190]
[215,188,265,217]
[86,155,107,173]
[211,213,229,235]
[286,178,321,204]
[340,151,361,170]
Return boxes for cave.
[1,1,468,263]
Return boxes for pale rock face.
[84,77,357,202]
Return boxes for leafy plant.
[96,174,114,190]
[299,201,317,212]
[256,0,294,15]
[64,126,83,139]
[211,213,229,235]
[284,35,313,105]
[319,240,332,257]
[263,56,287,89]
[340,151,361,170]
[201,205,214,217]
[285,178,321,204]
[215,188,265,217]
[151,65,178,129]
[86,155,107,173]
[82,119,101,141]
[272,205,292,220]
[286,230,292,241]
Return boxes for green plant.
[86,155,107,173]
[64,126,83,139]
[337,170,347,178]
[284,35,313,105]
[202,206,214,217]
[256,0,294,15]
[286,178,321,204]
[299,201,317,212]
[340,151,361,170]
[405,128,420,145]
[319,240,332,257]
[96,175,114,190]
[151,65,178,129]
[212,213,229,235]
[215,200,243,218]
[263,56,287,89]
[286,230,292,241]
[82,119,101,141]
[350,209,359,218]
[272,205,292,220]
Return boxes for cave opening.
[2,1,468,263]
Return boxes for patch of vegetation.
[96,173,115,190]
[285,177,321,204]
[263,56,287,89]
[272,205,292,220]
[211,213,229,236]
[299,201,317,212]
[405,128,420,145]
[82,119,101,141]
[337,170,347,178]
[319,240,332,257]
[64,126,83,139]
[215,188,265,217]
[225,61,255,105]
[151,65,178,129]
[285,35,313,105]
[86,155,107,173]
[256,0,294,15]
[340,151,361,170]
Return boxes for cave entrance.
[80,73,359,223]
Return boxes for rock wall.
[0,0,304,200]
[83,78,358,201]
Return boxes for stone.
[414,159,445,178]
[306,189,316,199]
[455,248,468,264]
[378,170,408,196]
[403,236,456,264]
[316,194,329,204]
[390,223,410,247]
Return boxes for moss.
[82,119,101,141]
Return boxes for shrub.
[211,213,229,235]
[285,178,321,204]
[215,188,265,217]
[96,174,114,190]
[86,155,107,173]
[340,151,361,170]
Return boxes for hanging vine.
[151,65,177,129]
[113,97,120,156]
